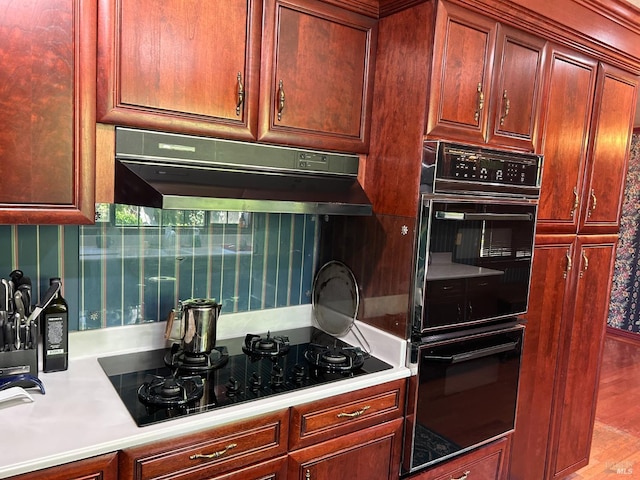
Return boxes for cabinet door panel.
[97,0,261,140]
[536,47,597,233]
[580,63,638,233]
[426,1,496,144]
[11,453,118,480]
[488,25,545,151]
[509,236,573,480]
[550,236,617,478]
[259,0,376,152]
[288,418,403,480]
[0,0,96,224]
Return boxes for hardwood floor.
[566,333,640,479]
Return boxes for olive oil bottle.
[42,277,68,372]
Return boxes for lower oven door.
[403,322,524,474]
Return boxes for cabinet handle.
[236,72,244,116]
[305,469,311,479]
[571,186,579,219]
[474,83,484,122]
[564,249,572,279]
[500,89,510,125]
[451,471,470,480]
[589,189,597,216]
[277,79,285,121]
[337,405,371,418]
[580,251,589,278]
[190,443,237,460]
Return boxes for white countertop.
[0,306,410,478]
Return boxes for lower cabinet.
[408,436,511,480]
[510,234,618,479]
[9,453,118,480]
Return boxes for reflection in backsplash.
[0,205,318,331]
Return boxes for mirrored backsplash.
[0,205,318,331]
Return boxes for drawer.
[412,436,511,480]
[119,410,288,480]
[289,379,406,450]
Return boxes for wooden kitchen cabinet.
[536,46,638,234]
[96,0,262,141]
[0,0,96,224]
[288,379,405,480]
[9,452,118,480]
[425,1,545,151]
[409,436,511,480]
[258,0,377,153]
[510,234,618,479]
[118,410,288,479]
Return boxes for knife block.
[0,348,38,382]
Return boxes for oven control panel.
[421,141,543,197]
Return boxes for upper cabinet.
[258,0,377,153]
[425,1,546,152]
[0,0,96,224]
[97,0,376,153]
[96,0,262,141]
[536,46,638,234]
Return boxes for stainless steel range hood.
[114,128,372,216]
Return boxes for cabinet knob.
[277,79,286,121]
[236,72,245,116]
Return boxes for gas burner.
[304,343,366,372]
[242,332,290,358]
[165,345,229,373]
[137,374,204,407]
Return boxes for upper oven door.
[413,196,537,333]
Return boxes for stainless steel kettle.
[164,298,221,353]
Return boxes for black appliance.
[403,141,542,475]
[98,327,392,427]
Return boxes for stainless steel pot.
[165,298,221,353]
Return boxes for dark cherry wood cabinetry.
[97,0,376,153]
[96,0,262,142]
[10,453,118,480]
[409,436,511,480]
[0,0,96,224]
[118,410,288,479]
[259,0,377,153]
[425,1,545,151]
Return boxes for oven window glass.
[420,200,536,330]
[410,327,523,470]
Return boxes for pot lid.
[312,261,359,337]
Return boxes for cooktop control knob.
[225,377,240,397]
[271,364,285,387]
[249,372,262,391]
[292,364,306,384]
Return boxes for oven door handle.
[435,211,533,221]
[422,341,518,364]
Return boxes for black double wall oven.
[403,142,543,474]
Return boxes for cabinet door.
[0,0,96,224]
[549,235,617,479]
[412,436,511,480]
[425,1,497,144]
[288,418,403,480]
[487,25,546,151]
[536,47,598,233]
[579,63,638,233]
[259,0,377,153]
[11,453,118,480]
[509,235,573,480]
[97,0,261,141]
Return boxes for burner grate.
[137,374,204,407]
[304,343,366,372]
[242,332,290,358]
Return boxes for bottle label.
[45,313,68,356]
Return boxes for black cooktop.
[98,327,392,427]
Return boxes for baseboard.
[606,325,640,345]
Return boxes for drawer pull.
[189,443,237,460]
[337,405,371,418]
[451,471,470,480]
